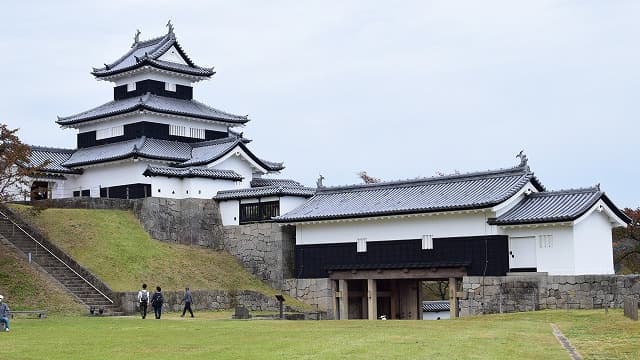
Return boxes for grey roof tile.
[489,187,631,225]
[25,146,81,174]
[214,185,315,200]
[56,93,248,126]
[276,166,543,222]
[143,165,242,180]
[250,178,304,188]
[179,137,284,172]
[91,32,215,78]
[423,301,450,312]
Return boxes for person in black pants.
[150,286,164,319]
[137,284,150,319]
[180,287,194,318]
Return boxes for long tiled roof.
[276,166,544,222]
[61,137,191,167]
[488,187,631,225]
[91,31,215,78]
[143,165,243,180]
[215,185,315,201]
[24,146,81,174]
[423,301,450,312]
[251,178,303,188]
[57,136,283,173]
[179,137,284,172]
[56,93,249,126]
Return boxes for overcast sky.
[1,1,638,207]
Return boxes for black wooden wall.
[294,235,509,278]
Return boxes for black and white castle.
[25,25,314,224]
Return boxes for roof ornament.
[516,150,528,167]
[104,63,110,70]
[166,20,174,34]
[132,29,141,47]
[316,174,325,188]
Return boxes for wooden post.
[339,279,349,320]
[449,277,458,318]
[331,280,339,320]
[390,280,397,319]
[367,279,377,320]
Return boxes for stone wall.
[282,278,334,319]
[460,274,640,316]
[35,198,297,288]
[116,289,298,315]
[223,223,296,288]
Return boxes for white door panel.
[509,236,537,269]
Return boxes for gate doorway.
[30,181,49,200]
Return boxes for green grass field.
[9,206,279,294]
[0,310,638,359]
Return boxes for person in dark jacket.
[0,295,9,332]
[180,287,194,318]
[150,286,164,319]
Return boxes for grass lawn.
[0,309,638,359]
[9,206,279,295]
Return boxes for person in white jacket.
[137,284,150,319]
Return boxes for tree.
[357,171,380,184]
[613,208,640,273]
[0,124,41,201]
[421,281,449,300]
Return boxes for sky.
[1,1,639,207]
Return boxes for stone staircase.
[0,208,122,315]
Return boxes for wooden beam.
[329,267,466,280]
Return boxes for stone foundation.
[223,223,295,288]
[282,278,334,318]
[460,274,640,316]
[117,289,298,315]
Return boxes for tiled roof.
[423,301,450,312]
[58,136,283,173]
[62,137,191,167]
[179,138,284,172]
[488,187,631,225]
[143,165,243,180]
[250,178,304,188]
[91,31,215,78]
[276,166,543,222]
[215,185,315,201]
[24,146,81,174]
[56,93,249,126]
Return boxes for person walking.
[150,286,164,319]
[0,295,10,332]
[137,284,150,319]
[180,287,194,318]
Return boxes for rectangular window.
[189,127,206,139]
[169,125,186,137]
[165,82,176,92]
[539,234,553,248]
[239,201,280,224]
[422,234,434,250]
[127,82,136,91]
[357,238,367,252]
[96,125,124,140]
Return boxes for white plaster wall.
[66,160,150,197]
[76,113,229,134]
[157,45,188,65]
[573,208,615,275]
[296,212,492,245]
[183,177,239,199]
[210,155,254,188]
[500,225,575,275]
[280,196,309,215]
[219,199,240,226]
[150,176,184,198]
